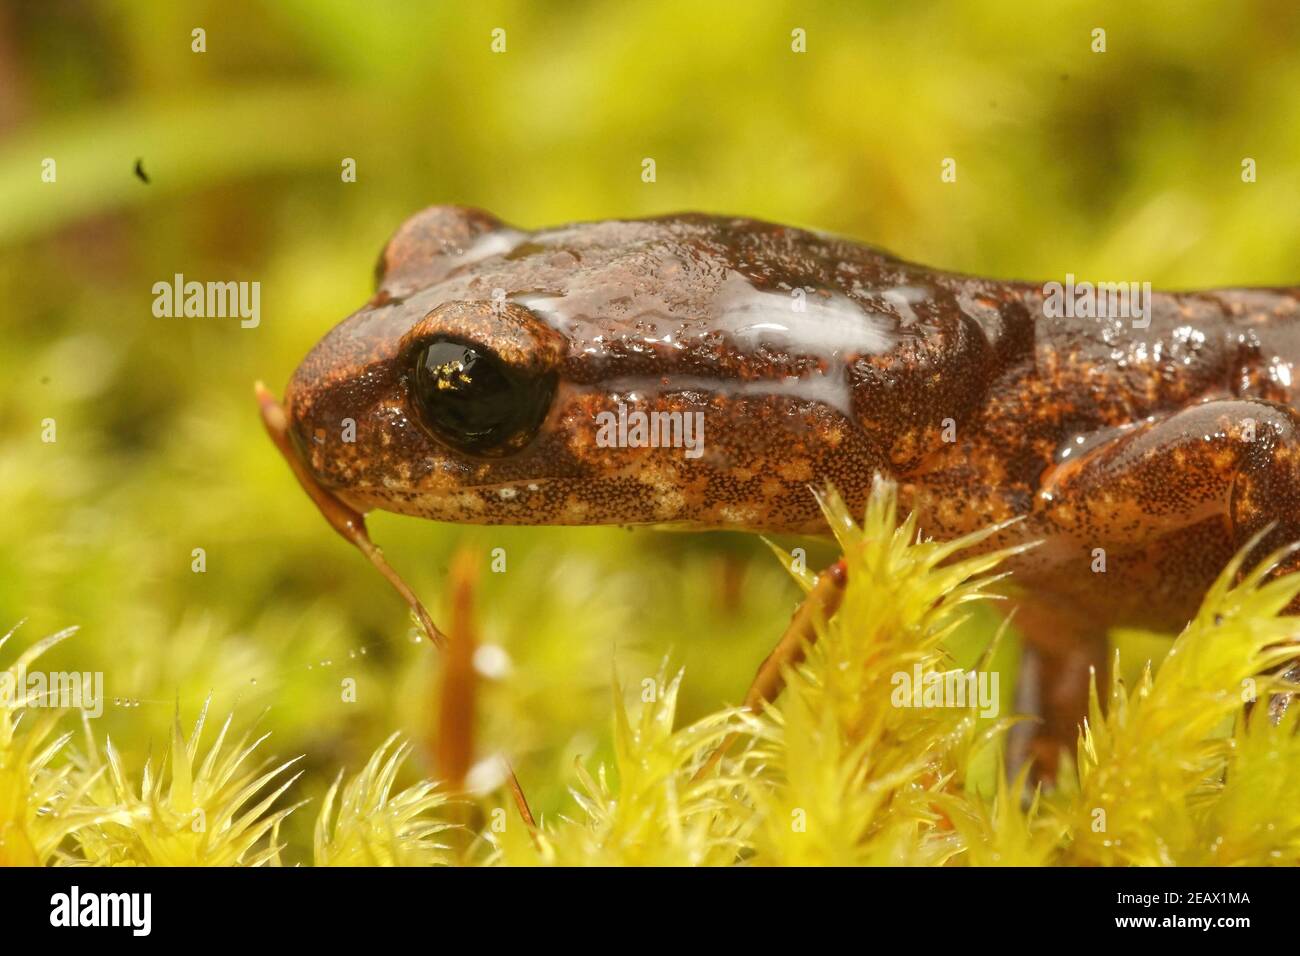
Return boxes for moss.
[5,478,1298,866]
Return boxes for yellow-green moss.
[5,478,1299,866]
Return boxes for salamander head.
[283,205,965,532]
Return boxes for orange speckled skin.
[284,206,1300,647]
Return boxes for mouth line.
[351,474,558,499]
[435,476,557,495]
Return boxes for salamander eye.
[409,337,555,455]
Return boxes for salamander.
[267,205,1300,760]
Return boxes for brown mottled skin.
[282,205,1300,757]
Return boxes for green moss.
[6,479,1299,866]
[3,0,1298,868]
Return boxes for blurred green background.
[2,0,1298,858]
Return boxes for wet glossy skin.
[283,206,1300,746]
[286,205,1300,613]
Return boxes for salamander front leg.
[1017,398,1300,769]
[1005,597,1108,778]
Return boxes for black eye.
[409,338,555,455]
